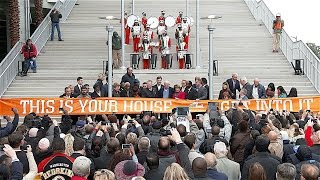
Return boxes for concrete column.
[208,24,215,100]
[107,26,114,97]
[18,0,30,42]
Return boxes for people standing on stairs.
[226,73,241,99]
[141,12,148,30]
[132,19,142,53]
[50,8,63,41]
[123,11,130,45]
[288,87,298,97]
[176,24,187,69]
[121,67,139,87]
[218,82,233,100]
[266,83,276,98]
[143,24,154,44]
[139,36,153,69]
[272,13,284,53]
[202,78,210,100]
[157,20,167,41]
[181,17,191,49]
[21,39,37,75]
[74,77,84,97]
[159,30,171,69]
[176,11,183,24]
[60,86,76,98]
[111,31,122,69]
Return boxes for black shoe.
[59,39,64,41]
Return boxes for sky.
[263,0,320,45]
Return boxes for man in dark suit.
[201,78,209,100]
[240,76,252,99]
[91,83,101,98]
[157,81,174,98]
[153,76,164,93]
[195,79,208,100]
[120,82,133,97]
[248,78,266,99]
[60,86,76,98]
[141,80,157,98]
[226,73,241,99]
[185,81,198,100]
[73,77,83,97]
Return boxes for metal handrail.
[244,0,320,93]
[0,0,77,97]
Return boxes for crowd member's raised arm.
[0,116,14,138]
[219,109,232,142]
[3,144,23,180]
[133,120,145,137]
[24,145,37,180]
[305,120,314,147]
[11,108,19,133]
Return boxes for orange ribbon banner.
[0,97,318,116]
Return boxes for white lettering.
[64,100,73,113]
[154,101,163,112]
[46,100,55,113]
[164,101,172,112]
[109,100,118,112]
[20,100,29,114]
[99,100,108,113]
[134,101,143,112]
[79,100,88,112]
[89,100,98,112]
[303,99,313,110]
[283,100,293,111]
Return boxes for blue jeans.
[23,58,37,72]
[51,22,62,40]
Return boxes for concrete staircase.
[2,0,319,98]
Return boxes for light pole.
[106,25,114,97]
[121,0,126,69]
[195,0,200,69]
[132,0,135,15]
[201,15,222,100]
[186,0,189,16]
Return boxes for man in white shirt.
[249,78,266,99]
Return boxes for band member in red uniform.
[143,24,154,54]
[123,11,130,45]
[157,20,167,41]
[175,24,187,69]
[176,11,183,24]
[159,30,171,69]
[159,10,165,21]
[141,12,148,30]
[131,19,141,53]
[139,36,153,69]
[181,17,191,49]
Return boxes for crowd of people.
[0,93,320,179]
[60,68,298,101]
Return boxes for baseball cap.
[76,120,86,128]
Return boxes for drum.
[157,26,166,35]
[127,14,138,28]
[147,16,159,29]
[186,17,194,26]
[178,51,186,59]
[165,16,176,27]
[132,26,140,36]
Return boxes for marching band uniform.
[131,20,141,53]
[176,11,183,24]
[139,37,153,69]
[176,41,187,69]
[141,12,148,30]
[158,10,166,22]
[123,11,130,45]
[143,24,154,54]
[157,20,167,41]
[159,31,171,69]
[181,17,191,49]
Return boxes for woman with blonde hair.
[248,162,267,180]
[163,163,189,180]
[94,169,115,180]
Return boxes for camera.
[122,144,131,149]
[128,120,134,124]
[160,130,172,136]
[210,118,225,128]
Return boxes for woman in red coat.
[172,84,186,99]
[21,39,37,75]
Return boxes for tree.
[8,0,20,47]
[34,0,43,27]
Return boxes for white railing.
[0,0,77,97]
[244,0,320,93]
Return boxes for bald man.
[157,137,179,175]
[204,153,228,180]
[311,131,320,155]
[192,157,211,179]
[157,80,174,98]
[268,130,283,159]
[249,78,266,99]
[300,164,320,180]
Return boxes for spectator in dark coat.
[144,154,163,180]
[311,131,320,155]
[248,78,266,99]
[136,137,150,165]
[280,131,295,162]
[241,136,281,180]
[204,152,228,180]
[230,120,251,166]
[157,81,174,98]
[195,79,208,100]
[2,144,24,180]
[185,81,198,100]
[121,67,137,86]
[201,78,209,100]
[112,83,121,97]
[141,80,157,98]
[240,76,252,99]
[192,157,212,180]
[200,126,229,154]
[226,73,241,99]
[8,132,29,174]
[218,82,233,100]
[288,87,298,97]
[90,84,101,98]
[73,77,83,97]
[244,130,260,160]
[120,82,133,97]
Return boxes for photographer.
[0,108,19,138]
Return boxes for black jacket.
[50,11,62,23]
[199,136,229,154]
[311,144,320,155]
[226,78,241,99]
[282,140,295,162]
[91,91,101,98]
[241,152,281,180]
[141,88,157,98]
[121,73,136,86]
[120,89,133,97]
[11,161,23,180]
[144,168,164,180]
[185,87,198,100]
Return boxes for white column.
[195,0,200,69]
[208,24,215,100]
[120,0,126,69]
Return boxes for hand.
[3,144,17,159]
[299,128,305,135]
[26,145,32,153]
[96,121,102,129]
[87,116,93,123]
[62,108,69,115]
[4,116,12,123]
[168,128,182,143]
[187,111,192,121]
[133,120,139,126]
[12,108,18,115]
[129,144,135,156]
[52,119,58,126]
